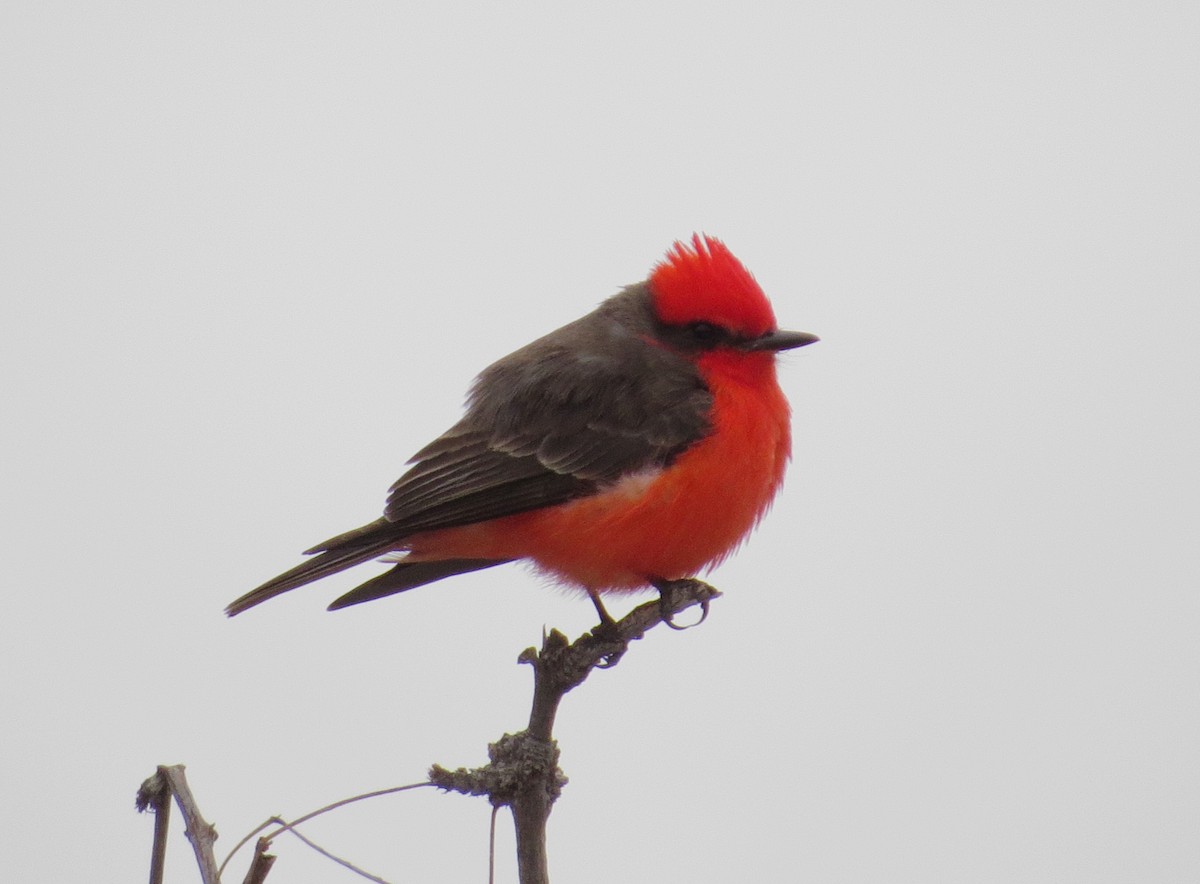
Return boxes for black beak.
[744,329,820,352]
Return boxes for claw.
[664,594,711,630]
[653,578,710,630]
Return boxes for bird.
[226,234,817,620]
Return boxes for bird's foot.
[652,578,712,630]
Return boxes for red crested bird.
[226,235,817,618]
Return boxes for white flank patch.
[600,466,664,500]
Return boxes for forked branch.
[136,765,221,884]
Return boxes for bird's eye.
[688,322,723,345]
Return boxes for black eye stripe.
[655,319,749,351]
[688,322,726,344]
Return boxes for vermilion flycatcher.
[226,235,817,617]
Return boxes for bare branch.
[217,781,431,883]
[240,838,277,884]
[265,824,390,883]
[136,770,171,884]
[431,578,721,884]
[136,765,221,884]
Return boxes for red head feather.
[648,234,777,338]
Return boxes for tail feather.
[328,558,510,610]
[226,537,400,616]
[302,518,392,555]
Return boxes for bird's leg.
[652,578,711,630]
[585,589,627,666]
[587,588,617,627]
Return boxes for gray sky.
[3,2,1197,881]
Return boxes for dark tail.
[226,517,509,616]
[225,537,401,616]
[327,558,510,610]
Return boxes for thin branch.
[219,819,279,878]
[218,781,432,882]
[136,769,171,884]
[489,804,499,884]
[136,766,221,884]
[240,838,277,884]
[161,765,222,884]
[268,823,390,883]
[267,782,433,836]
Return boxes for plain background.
[3,2,1197,881]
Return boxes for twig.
[136,765,221,884]
[259,782,433,842]
[430,578,721,884]
[218,781,431,882]
[241,838,277,884]
[489,805,499,884]
[219,819,278,879]
[267,823,390,883]
[136,770,171,884]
